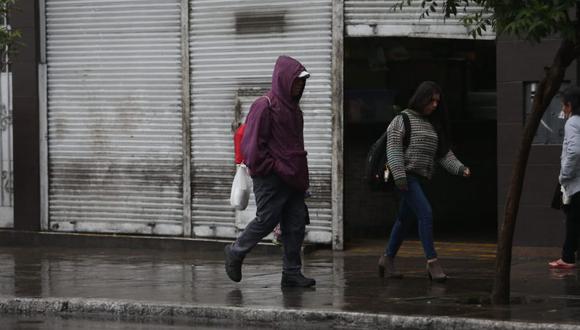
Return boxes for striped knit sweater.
[386,109,465,188]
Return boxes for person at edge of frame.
[549,86,580,270]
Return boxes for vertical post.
[12,0,40,230]
[39,0,48,231]
[576,1,580,87]
[0,10,6,207]
[331,0,344,250]
[180,0,192,237]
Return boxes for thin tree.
[0,0,20,71]
[396,0,580,304]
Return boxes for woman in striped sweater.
[378,81,471,282]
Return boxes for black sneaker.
[281,272,316,288]
[224,244,243,282]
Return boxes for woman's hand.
[463,167,471,178]
[395,178,408,191]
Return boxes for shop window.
[345,89,398,124]
[525,82,569,145]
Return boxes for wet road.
[0,240,577,327]
[0,315,347,330]
[1,315,214,330]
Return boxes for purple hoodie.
[241,56,309,192]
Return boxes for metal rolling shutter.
[45,0,185,235]
[0,72,13,228]
[190,0,333,244]
[345,0,494,39]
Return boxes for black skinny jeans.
[562,192,580,264]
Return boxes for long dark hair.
[408,81,451,157]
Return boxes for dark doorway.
[343,37,497,247]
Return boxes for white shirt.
[560,115,580,197]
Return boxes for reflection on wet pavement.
[0,241,577,326]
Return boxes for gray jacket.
[560,115,580,197]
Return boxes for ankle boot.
[378,255,403,279]
[426,259,447,283]
[281,272,316,288]
[224,244,243,282]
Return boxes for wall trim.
[331,0,344,250]
[180,0,192,237]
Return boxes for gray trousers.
[230,173,307,273]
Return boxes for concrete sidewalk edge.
[0,296,577,330]
[0,230,324,255]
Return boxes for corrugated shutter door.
[345,0,494,39]
[190,0,333,244]
[45,0,185,235]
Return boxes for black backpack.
[364,112,411,191]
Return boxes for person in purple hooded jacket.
[224,55,315,288]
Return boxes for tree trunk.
[491,39,577,305]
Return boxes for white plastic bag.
[230,164,252,210]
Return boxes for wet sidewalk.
[0,236,578,329]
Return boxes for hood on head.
[270,55,309,104]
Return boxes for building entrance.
[343,37,497,247]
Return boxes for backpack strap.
[401,112,411,150]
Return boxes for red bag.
[234,124,245,164]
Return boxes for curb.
[0,230,324,255]
[0,296,578,330]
